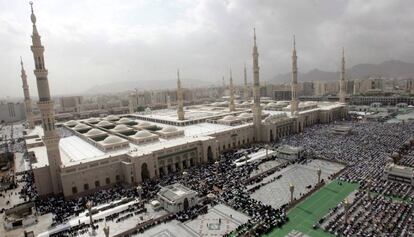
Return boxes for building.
[59,96,82,113]
[383,163,414,186]
[331,126,352,135]
[23,7,348,199]
[0,102,26,123]
[3,202,37,230]
[157,183,198,213]
[276,145,304,161]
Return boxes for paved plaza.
[250,159,286,177]
[133,204,249,237]
[250,159,345,209]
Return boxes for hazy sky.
[1,0,414,98]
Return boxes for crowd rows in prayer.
[322,190,413,236]
[278,121,414,199]
[6,120,414,236]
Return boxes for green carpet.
[265,180,359,237]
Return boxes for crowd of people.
[277,121,414,199]
[322,190,413,236]
[3,119,413,236]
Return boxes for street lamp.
[317,167,322,184]
[103,223,109,237]
[289,183,294,203]
[86,200,95,235]
[136,185,143,200]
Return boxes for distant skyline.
[1,0,414,98]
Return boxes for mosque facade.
[24,3,347,199]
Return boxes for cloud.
[0,0,413,98]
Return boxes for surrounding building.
[383,163,414,186]
[0,102,26,124]
[157,183,198,213]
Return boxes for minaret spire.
[339,47,346,103]
[291,35,299,116]
[20,57,35,129]
[243,63,249,100]
[252,28,262,141]
[229,67,236,111]
[28,1,62,194]
[177,69,185,120]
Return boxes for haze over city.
[1,0,414,97]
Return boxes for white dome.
[238,113,251,118]
[222,115,237,121]
[119,117,133,123]
[105,115,119,121]
[133,130,153,138]
[103,135,123,144]
[86,118,100,123]
[139,122,151,127]
[276,101,288,106]
[97,121,113,127]
[85,128,105,136]
[162,126,178,133]
[73,123,91,130]
[65,120,78,127]
[113,124,129,131]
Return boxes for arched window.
[84,183,89,191]
[95,180,100,188]
[207,146,213,163]
[72,186,78,194]
[105,177,110,185]
[141,163,150,181]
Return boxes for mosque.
[22,3,347,198]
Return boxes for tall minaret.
[229,68,236,111]
[177,70,185,120]
[243,63,249,100]
[252,28,262,141]
[29,2,62,194]
[339,47,346,103]
[291,36,299,116]
[20,57,35,129]
[128,93,135,113]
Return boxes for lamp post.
[289,183,294,203]
[103,223,109,237]
[343,198,350,224]
[265,145,269,159]
[136,185,143,200]
[214,161,219,181]
[86,201,95,235]
[317,167,322,184]
[366,178,371,201]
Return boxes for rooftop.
[158,183,197,202]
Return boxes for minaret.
[339,47,346,103]
[29,2,62,194]
[243,63,249,100]
[128,93,134,113]
[229,68,236,111]
[252,28,262,141]
[177,70,185,120]
[291,36,299,116]
[20,57,35,129]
